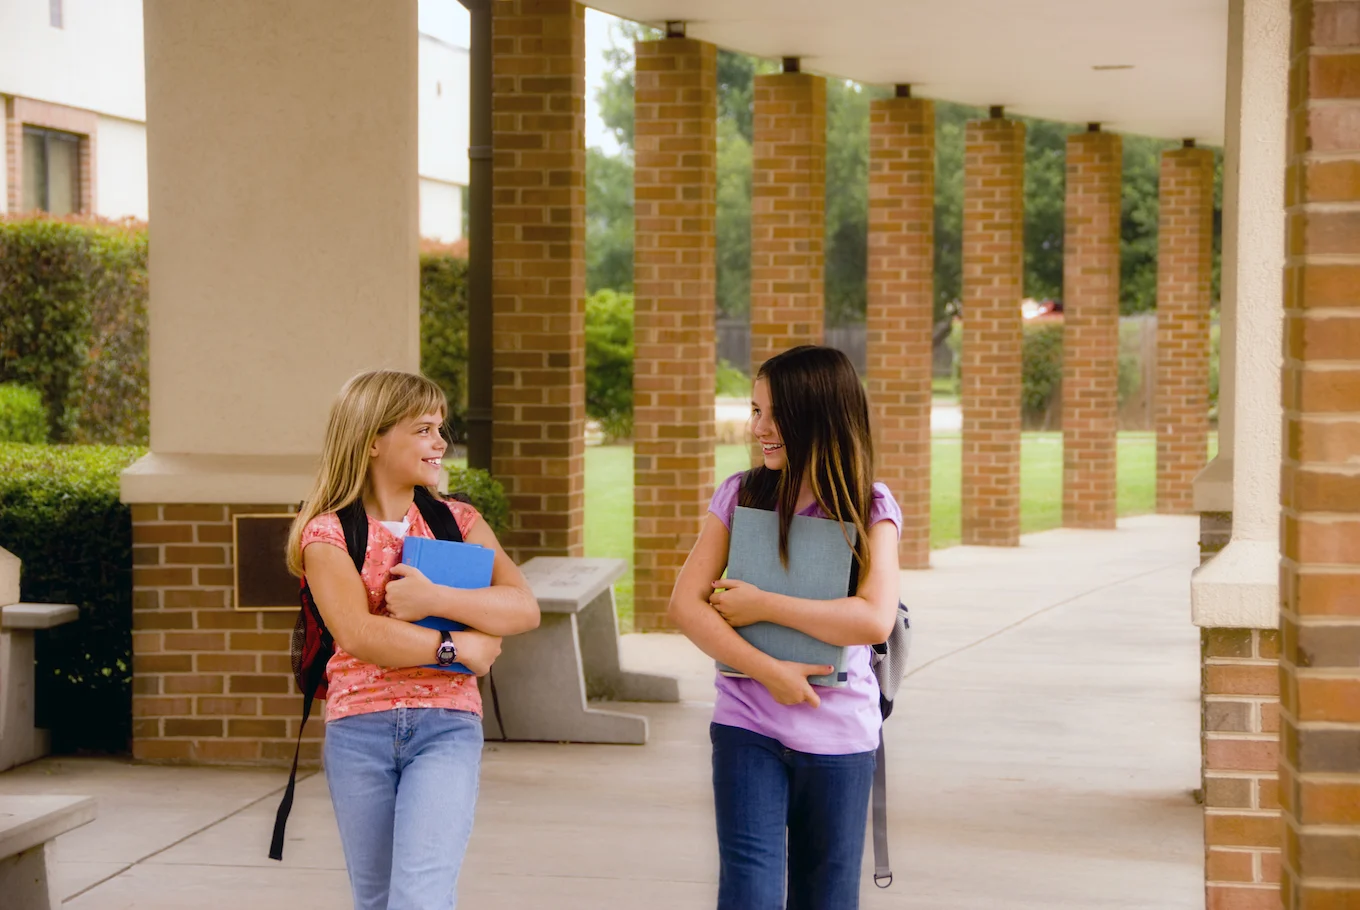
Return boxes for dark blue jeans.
[710,723,876,910]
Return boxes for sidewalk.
[0,515,1204,909]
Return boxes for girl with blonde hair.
[287,369,538,910]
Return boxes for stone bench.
[0,794,97,910]
[2,548,81,773]
[478,557,679,745]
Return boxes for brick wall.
[631,37,717,630]
[1202,627,1282,907]
[866,95,935,568]
[490,0,586,560]
[961,116,1025,547]
[749,71,826,376]
[1278,2,1360,906]
[1062,129,1122,530]
[131,504,313,765]
[1155,146,1215,515]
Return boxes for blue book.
[716,507,855,688]
[401,536,495,673]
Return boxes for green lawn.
[586,431,1211,629]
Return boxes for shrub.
[585,289,634,440]
[0,443,144,754]
[446,466,509,538]
[72,224,149,445]
[1020,323,1064,427]
[0,384,48,443]
[716,358,752,398]
[420,253,470,444]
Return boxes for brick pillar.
[1202,626,1283,905]
[491,0,586,559]
[1062,128,1122,529]
[132,504,312,765]
[750,70,825,376]
[631,37,717,631]
[961,115,1025,547]
[1155,145,1215,515]
[1278,3,1360,906]
[866,94,935,568]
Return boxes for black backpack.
[736,469,910,887]
[269,486,465,861]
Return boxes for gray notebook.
[716,506,856,688]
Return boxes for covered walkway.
[1,515,1203,909]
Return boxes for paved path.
[0,515,1204,909]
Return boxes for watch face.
[436,641,457,667]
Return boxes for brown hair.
[739,345,876,576]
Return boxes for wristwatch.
[435,630,457,667]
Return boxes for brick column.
[961,114,1025,547]
[631,37,717,630]
[491,0,586,559]
[867,93,934,568]
[132,504,311,764]
[1155,145,1215,514]
[750,69,825,376]
[1278,2,1360,906]
[1062,128,1122,529]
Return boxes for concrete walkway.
[0,515,1204,909]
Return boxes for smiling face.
[369,411,448,490]
[750,378,787,471]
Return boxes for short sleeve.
[446,499,481,539]
[300,512,346,552]
[868,482,903,536]
[708,471,744,530]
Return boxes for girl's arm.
[669,514,834,708]
[710,519,901,647]
[304,542,502,674]
[384,519,540,636]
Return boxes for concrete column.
[1190,2,1291,904]
[1277,1,1360,906]
[1062,128,1122,530]
[961,113,1025,547]
[490,0,587,560]
[122,0,418,765]
[631,37,717,630]
[866,93,935,568]
[1155,144,1216,514]
[750,69,826,376]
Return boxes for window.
[23,127,81,215]
[50,0,63,28]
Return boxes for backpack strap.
[413,486,464,542]
[872,729,892,887]
[270,497,366,862]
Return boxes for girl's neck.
[362,475,415,522]
[789,472,815,513]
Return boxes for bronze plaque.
[233,513,298,611]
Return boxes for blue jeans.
[711,723,876,910]
[324,707,483,910]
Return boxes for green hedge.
[447,466,509,538]
[585,289,634,440]
[0,218,148,445]
[420,254,469,443]
[0,385,48,443]
[0,443,143,754]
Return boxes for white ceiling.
[586,0,1229,144]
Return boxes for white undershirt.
[378,518,410,539]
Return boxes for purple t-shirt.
[707,471,902,755]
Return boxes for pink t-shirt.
[707,472,902,755]
[300,498,483,723]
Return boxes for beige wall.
[124,0,420,502]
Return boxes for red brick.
[1206,813,1284,849]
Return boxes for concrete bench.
[1,548,81,772]
[478,557,679,745]
[0,794,96,910]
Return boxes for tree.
[586,147,634,294]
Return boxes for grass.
[585,431,1212,629]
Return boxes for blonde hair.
[286,370,447,576]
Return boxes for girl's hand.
[455,630,503,677]
[755,660,833,708]
[709,579,769,627]
[384,564,438,622]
